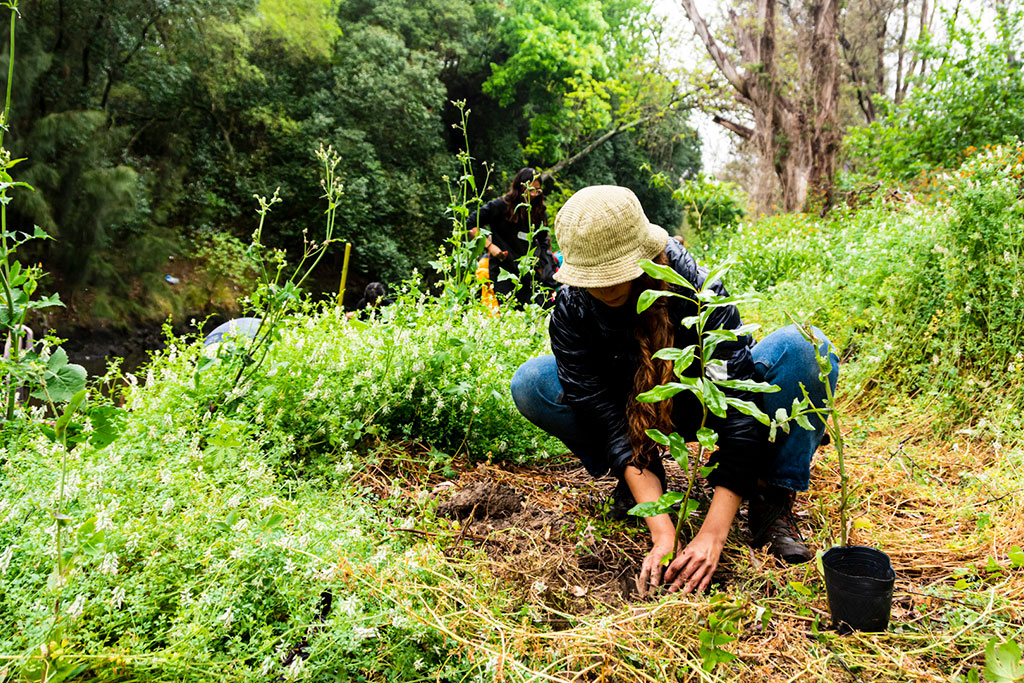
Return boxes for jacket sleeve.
[549,298,632,478]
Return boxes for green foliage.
[707,142,1024,439]
[845,7,1024,179]
[985,638,1024,683]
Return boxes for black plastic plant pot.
[822,546,895,633]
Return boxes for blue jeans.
[510,324,839,492]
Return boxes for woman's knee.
[510,355,559,417]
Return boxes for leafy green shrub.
[844,7,1024,180]
[710,143,1024,438]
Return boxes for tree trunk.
[681,0,841,213]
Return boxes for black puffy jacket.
[549,239,765,497]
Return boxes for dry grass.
[358,400,1024,682]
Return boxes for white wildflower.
[336,594,360,617]
[110,586,126,609]
[227,494,243,508]
[0,546,13,574]
[216,607,234,627]
[352,626,378,642]
[230,547,245,560]
[230,518,250,533]
[284,656,305,681]
[180,589,194,606]
[66,594,87,619]
[99,552,119,576]
[161,498,175,515]
[160,469,174,485]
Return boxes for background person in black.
[471,167,557,308]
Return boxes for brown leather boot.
[748,486,814,564]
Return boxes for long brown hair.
[503,167,546,227]
[626,252,675,470]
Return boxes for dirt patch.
[438,481,524,520]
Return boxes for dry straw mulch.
[358,414,1024,682]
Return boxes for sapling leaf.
[660,492,686,506]
[701,258,734,290]
[713,378,781,393]
[794,412,814,431]
[637,378,701,403]
[703,380,728,418]
[680,314,700,329]
[637,289,682,313]
[984,638,1024,683]
[1009,546,1024,569]
[628,501,669,517]
[652,345,696,367]
[986,556,1003,573]
[659,551,675,566]
[639,259,695,290]
[644,429,671,446]
[788,580,813,596]
[668,431,689,469]
[725,396,771,425]
[731,323,761,337]
[769,421,778,442]
[696,427,718,450]
[698,463,718,478]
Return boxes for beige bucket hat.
[553,185,669,288]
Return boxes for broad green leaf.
[986,555,1003,573]
[639,259,695,290]
[788,580,813,596]
[32,352,87,404]
[1009,546,1024,569]
[680,314,700,329]
[713,379,781,393]
[659,492,686,506]
[731,323,761,337]
[984,638,1024,683]
[703,380,728,418]
[636,288,682,313]
[698,463,718,478]
[628,500,671,517]
[644,429,671,446]
[704,328,739,344]
[696,427,718,450]
[637,377,702,403]
[794,412,814,431]
[725,397,771,425]
[700,258,735,293]
[652,345,696,367]
[88,405,126,450]
[699,293,761,309]
[54,389,88,442]
[667,431,690,469]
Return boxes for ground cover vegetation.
[3,1,1024,682]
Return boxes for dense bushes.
[710,143,1024,437]
[0,283,559,679]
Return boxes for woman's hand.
[637,536,676,597]
[663,531,725,594]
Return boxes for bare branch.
[712,115,754,139]
[678,0,749,98]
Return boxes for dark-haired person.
[510,186,839,596]
[470,167,557,308]
[345,281,394,320]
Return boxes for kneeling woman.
[511,186,838,596]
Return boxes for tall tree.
[679,0,842,212]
